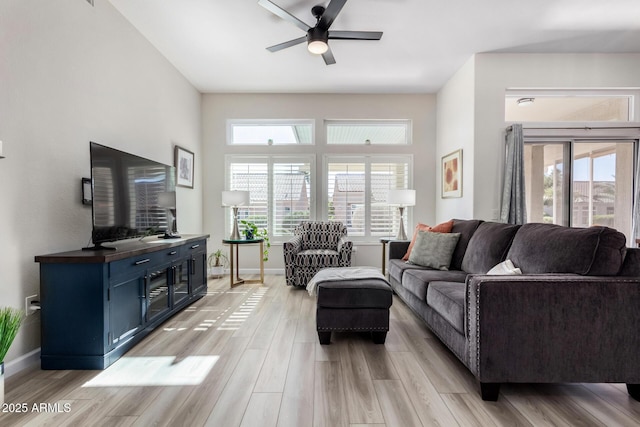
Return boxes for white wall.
[435,56,476,222]
[202,93,437,271]
[0,0,202,367]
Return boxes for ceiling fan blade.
[266,36,307,52]
[322,47,336,65]
[258,0,310,32]
[329,30,383,40]
[319,0,347,29]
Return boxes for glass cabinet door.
[173,260,190,307]
[146,267,170,322]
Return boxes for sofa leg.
[479,382,500,401]
[318,331,331,345]
[371,331,387,344]
[627,384,640,401]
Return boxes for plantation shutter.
[273,161,311,236]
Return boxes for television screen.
[89,142,176,246]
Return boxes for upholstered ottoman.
[307,267,393,345]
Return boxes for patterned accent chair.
[283,221,353,287]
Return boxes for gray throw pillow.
[408,231,461,270]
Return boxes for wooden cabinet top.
[35,234,209,264]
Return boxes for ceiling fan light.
[517,97,535,106]
[308,40,328,54]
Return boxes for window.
[227,120,313,145]
[524,139,636,242]
[326,120,411,145]
[226,156,314,240]
[505,90,635,122]
[325,156,412,239]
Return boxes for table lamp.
[222,190,250,240]
[388,189,416,240]
[158,191,180,239]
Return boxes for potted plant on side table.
[240,220,271,261]
[207,249,229,278]
[1,307,23,405]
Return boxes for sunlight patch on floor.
[82,356,219,387]
[217,286,268,331]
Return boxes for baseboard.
[5,348,40,378]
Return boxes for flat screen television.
[88,142,177,249]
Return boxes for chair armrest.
[465,274,640,383]
[389,240,410,260]
[283,235,303,256]
[337,236,353,266]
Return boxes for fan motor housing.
[307,26,328,43]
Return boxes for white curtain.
[500,124,527,224]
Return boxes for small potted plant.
[240,220,271,261]
[0,307,23,405]
[207,249,229,277]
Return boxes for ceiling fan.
[258,0,383,65]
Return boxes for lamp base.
[396,206,407,240]
[229,207,241,240]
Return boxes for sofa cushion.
[449,219,483,271]
[461,222,521,273]
[388,258,429,286]
[506,223,626,275]
[403,269,468,301]
[426,281,466,335]
[408,231,461,270]
[403,220,454,260]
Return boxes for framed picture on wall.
[175,145,194,188]
[442,149,462,198]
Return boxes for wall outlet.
[25,294,39,316]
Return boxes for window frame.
[523,133,639,242]
[226,119,315,146]
[225,154,316,243]
[325,119,412,145]
[323,154,413,241]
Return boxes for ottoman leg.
[371,331,387,344]
[318,331,331,345]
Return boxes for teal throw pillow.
[408,231,461,270]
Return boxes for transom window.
[505,90,635,122]
[227,120,313,145]
[326,120,411,145]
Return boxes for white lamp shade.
[387,189,416,206]
[157,191,176,208]
[222,190,250,207]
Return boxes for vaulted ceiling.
[109,0,640,93]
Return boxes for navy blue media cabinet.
[35,234,208,370]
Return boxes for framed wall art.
[175,145,194,188]
[442,149,462,198]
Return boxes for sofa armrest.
[389,240,410,260]
[465,274,640,384]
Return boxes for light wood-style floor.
[3,275,640,427]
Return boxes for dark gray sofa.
[388,219,640,401]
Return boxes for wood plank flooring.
[2,275,640,427]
